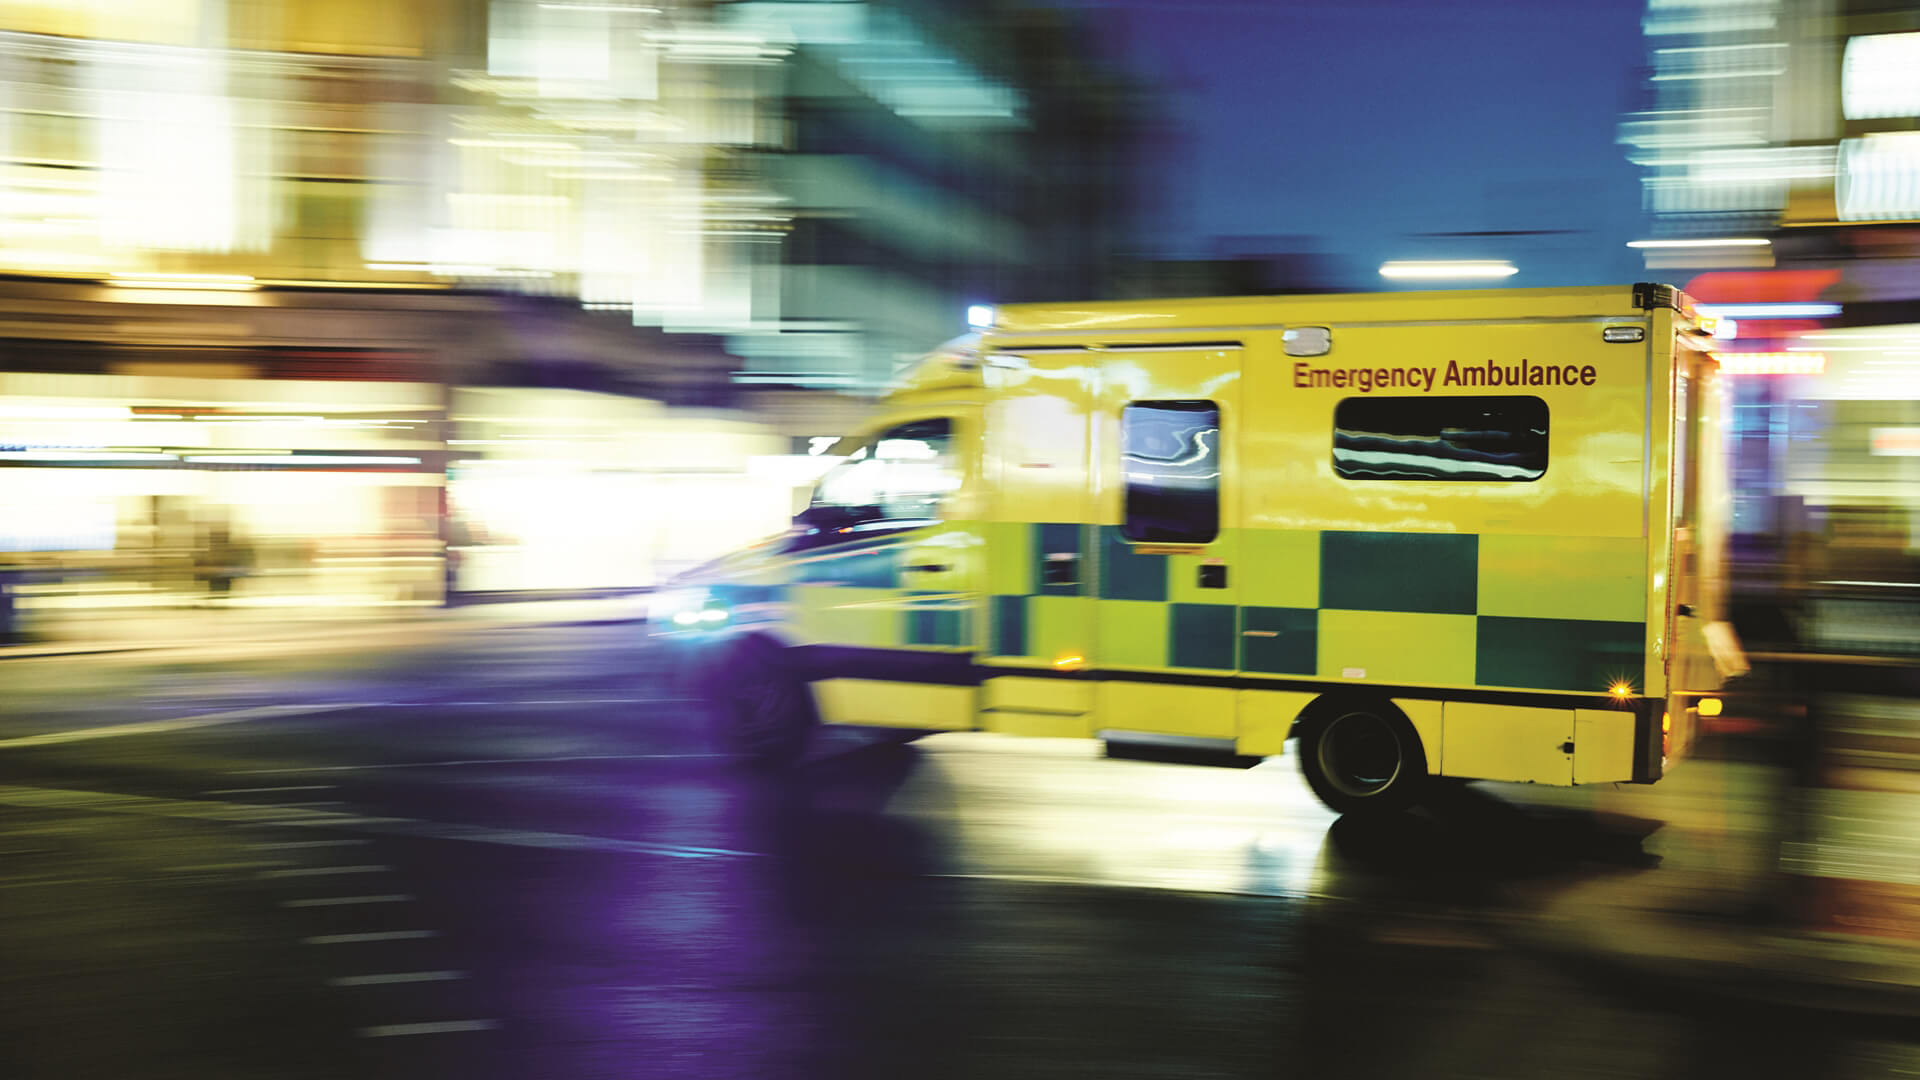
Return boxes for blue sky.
[1058,0,1651,289]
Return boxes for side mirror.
[794,505,832,528]
[795,504,880,531]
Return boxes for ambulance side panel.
[1237,311,1654,783]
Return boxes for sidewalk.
[0,592,652,661]
[1501,733,1920,1040]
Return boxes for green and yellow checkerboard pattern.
[989,524,1647,694]
[742,532,971,650]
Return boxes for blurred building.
[0,0,1138,379]
[1622,0,1920,574]
[720,0,1142,386]
[0,0,1144,618]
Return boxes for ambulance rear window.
[1121,400,1220,543]
[1332,396,1548,482]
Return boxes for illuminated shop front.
[446,387,801,594]
[2,376,821,612]
[0,370,447,610]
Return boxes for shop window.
[1121,401,1220,543]
[1333,396,1548,482]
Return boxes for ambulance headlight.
[699,608,728,624]
[672,610,701,627]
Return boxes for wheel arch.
[1292,691,1432,815]
[1292,692,1440,775]
[696,627,809,697]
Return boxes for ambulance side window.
[1332,395,1548,482]
[801,418,957,541]
[1121,401,1220,543]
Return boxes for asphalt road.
[0,623,1911,1079]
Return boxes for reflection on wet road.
[0,626,1912,1079]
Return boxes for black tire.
[711,641,817,769]
[1295,698,1428,816]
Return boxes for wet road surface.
[2,624,1915,1079]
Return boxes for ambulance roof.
[986,284,1685,337]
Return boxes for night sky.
[1058,0,1652,290]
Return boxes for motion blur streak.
[2,1,1920,1078]
[0,0,1140,643]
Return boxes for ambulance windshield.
[805,417,957,531]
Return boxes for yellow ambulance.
[659,283,1746,815]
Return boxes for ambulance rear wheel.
[713,643,817,769]
[1296,700,1427,816]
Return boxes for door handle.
[1043,553,1079,586]
[903,562,951,574]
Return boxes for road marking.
[208,784,339,795]
[329,970,466,987]
[249,839,369,850]
[1371,925,1497,950]
[382,697,689,708]
[439,696,688,708]
[0,702,375,750]
[0,784,759,859]
[508,697,693,705]
[928,870,1305,900]
[282,895,414,908]
[303,930,438,945]
[229,752,725,775]
[0,876,94,889]
[379,821,757,859]
[359,1020,497,1038]
[260,864,390,878]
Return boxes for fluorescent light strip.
[1710,352,1827,374]
[1627,237,1771,248]
[107,272,258,292]
[1696,303,1841,318]
[0,405,132,420]
[185,455,422,466]
[1379,261,1518,280]
[0,450,178,462]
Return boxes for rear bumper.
[1632,696,1667,784]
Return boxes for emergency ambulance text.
[1293,358,1597,393]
